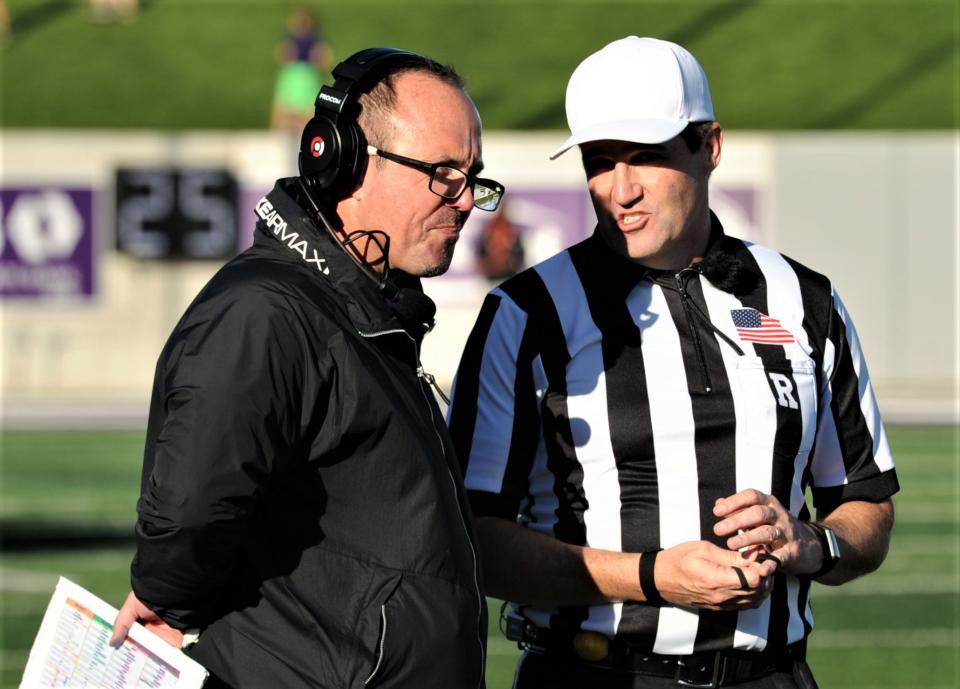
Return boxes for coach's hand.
[712,489,823,577]
[109,591,184,649]
[653,541,778,610]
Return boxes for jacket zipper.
[416,365,450,406]
[359,328,485,689]
[673,268,746,393]
[363,605,388,685]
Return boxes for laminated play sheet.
[20,577,208,689]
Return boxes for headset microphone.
[294,177,436,334]
[294,177,391,288]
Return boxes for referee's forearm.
[816,498,895,585]
[474,516,640,606]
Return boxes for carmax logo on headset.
[256,197,330,275]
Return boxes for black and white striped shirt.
[448,216,898,654]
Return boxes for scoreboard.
[115,168,238,260]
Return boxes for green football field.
[1,426,957,688]
[2,0,957,131]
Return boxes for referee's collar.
[588,210,729,283]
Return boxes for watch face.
[115,167,239,260]
[809,522,841,579]
[823,526,841,560]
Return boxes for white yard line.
[812,575,959,596]
[0,570,59,593]
[893,504,960,522]
[809,627,959,648]
[887,536,960,554]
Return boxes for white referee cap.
[550,36,715,160]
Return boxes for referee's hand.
[712,488,823,577]
[653,541,778,611]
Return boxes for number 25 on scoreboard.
[115,167,239,261]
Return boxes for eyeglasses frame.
[366,145,504,211]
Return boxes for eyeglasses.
[366,145,504,212]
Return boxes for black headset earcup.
[299,113,369,197]
[335,119,368,197]
[300,47,419,199]
[299,115,341,190]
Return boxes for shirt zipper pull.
[417,365,450,406]
[674,265,702,297]
[674,268,712,393]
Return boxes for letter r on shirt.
[768,372,799,409]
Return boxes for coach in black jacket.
[110,48,504,689]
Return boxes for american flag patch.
[730,308,795,344]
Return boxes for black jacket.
[131,179,487,689]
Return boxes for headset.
[296,47,439,336]
[298,47,423,199]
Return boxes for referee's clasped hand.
[653,541,778,611]
[712,488,823,577]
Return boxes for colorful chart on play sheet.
[19,578,208,689]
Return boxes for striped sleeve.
[808,289,899,512]
[447,289,543,520]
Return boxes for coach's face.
[343,71,482,278]
[581,124,722,270]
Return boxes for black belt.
[505,617,805,688]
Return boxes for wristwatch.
[807,522,841,578]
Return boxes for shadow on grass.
[809,37,957,128]
[508,0,763,130]
[9,0,73,36]
[1,520,134,552]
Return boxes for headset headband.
[299,47,423,198]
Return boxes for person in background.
[476,199,525,282]
[448,36,897,689]
[89,0,138,23]
[270,6,334,132]
[0,0,10,40]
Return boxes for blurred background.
[1,0,957,687]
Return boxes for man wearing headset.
[110,48,503,689]
[447,37,897,688]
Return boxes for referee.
[448,36,897,689]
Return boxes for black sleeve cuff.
[466,490,519,521]
[811,469,900,514]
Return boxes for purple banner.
[1,187,95,299]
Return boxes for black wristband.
[638,549,665,606]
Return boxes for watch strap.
[808,522,840,578]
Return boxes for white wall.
[1,130,956,425]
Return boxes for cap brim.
[549,119,689,160]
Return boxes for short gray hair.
[358,58,466,164]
